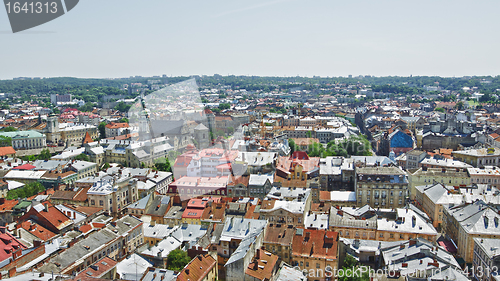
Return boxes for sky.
[0,0,499,79]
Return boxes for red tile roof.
[182,208,204,219]
[76,257,117,278]
[0,228,27,262]
[13,164,36,170]
[177,254,216,281]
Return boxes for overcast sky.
[0,0,499,79]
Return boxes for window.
[316,263,320,268]
[306,262,309,267]
[91,200,95,205]
[99,200,104,206]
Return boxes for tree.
[98,122,106,139]
[218,103,231,110]
[306,131,312,138]
[75,153,90,161]
[288,139,297,154]
[118,118,129,123]
[0,136,12,147]
[227,127,234,135]
[339,254,370,281]
[38,149,52,160]
[167,249,192,271]
[7,182,45,200]
[78,103,94,112]
[155,157,172,173]
[434,107,445,113]
[455,101,465,110]
[114,101,132,113]
[102,162,110,170]
[1,126,17,132]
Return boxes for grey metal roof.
[141,267,176,281]
[39,229,116,273]
[381,238,460,276]
[275,265,307,281]
[446,200,500,235]
[141,236,181,258]
[143,224,177,240]
[171,224,208,248]
[116,253,154,281]
[164,206,184,219]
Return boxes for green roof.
[0,130,45,139]
[13,200,32,209]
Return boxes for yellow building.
[409,167,470,200]
[274,151,320,188]
[452,147,500,168]
[414,183,463,228]
[291,228,339,281]
[355,166,409,209]
[443,200,500,263]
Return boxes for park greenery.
[7,182,45,200]
[289,135,372,158]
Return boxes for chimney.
[33,240,42,248]
[185,269,190,275]
[44,204,49,212]
[150,220,156,227]
[198,255,202,261]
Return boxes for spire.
[83,132,93,145]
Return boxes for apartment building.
[355,166,409,209]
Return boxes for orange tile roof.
[83,132,93,144]
[244,204,258,219]
[0,199,19,212]
[19,201,72,231]
[264,224,295,246]
[42,171,76,179]
[64,204,102,216]
[177,254,216,281]
[0,147,16,156]
[319,191,330,201]
[276,151,320,174]
[245,249,279,280]
[19,220,57,241]
[201,203,226,221]
[105,122,129,129]
[292,228,338,260]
